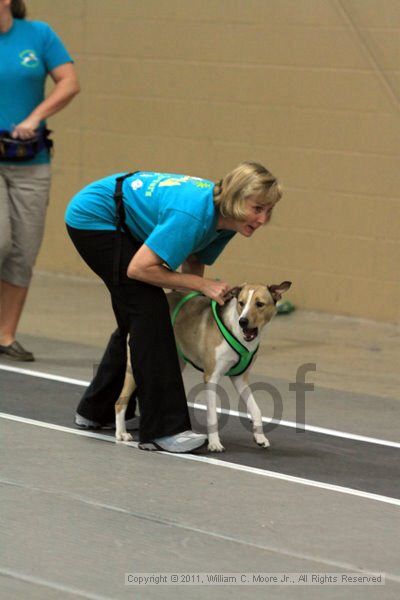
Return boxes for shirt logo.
[131,179,143,191]
[19,49,40,68]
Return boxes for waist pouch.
[0,128,53,161]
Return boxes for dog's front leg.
[204,373,225,452]
[115,340,137,442]
[230,374,270,448]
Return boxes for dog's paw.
[207,440,225,452]
[254,434,270,449]
[207,433,225,452]
[116,432,133,442]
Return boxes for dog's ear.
[224,284,246,301]
[267,281,292,303]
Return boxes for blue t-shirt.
[0,18,73,165]
[65,172,236,270]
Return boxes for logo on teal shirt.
[19,49,40,68]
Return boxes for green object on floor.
[276,300,295,315]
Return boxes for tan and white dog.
[115,281,291,452]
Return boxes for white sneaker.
[139,430,207,453]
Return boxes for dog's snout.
[239,317,249,329]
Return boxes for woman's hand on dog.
[200,279,231,306]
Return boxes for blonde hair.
[11,0,27,19]
[213,161,282,221]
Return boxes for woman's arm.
[11,63,80,139]
[127,245,230,305]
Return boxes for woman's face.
[235,196,275,237]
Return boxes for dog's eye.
[256,302,265,308]
[238,301,245,307]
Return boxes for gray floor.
[1,363,400,499]
[1,272,399,599]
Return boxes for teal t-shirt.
[65,172,236,270]
[0,18,73,165]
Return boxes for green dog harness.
[171,291,259,377]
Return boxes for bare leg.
[0,280,29,345]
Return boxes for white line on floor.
[1,363,399,449]
[0,567,114,600]
[0,363,88,386]
[1,411,400,509]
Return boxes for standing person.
[65,162,282,453]
[0,0,80,361]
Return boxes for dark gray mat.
[1,370,399,499]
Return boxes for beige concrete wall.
[30,0,400,322]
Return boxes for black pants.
[67,226,191,442]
